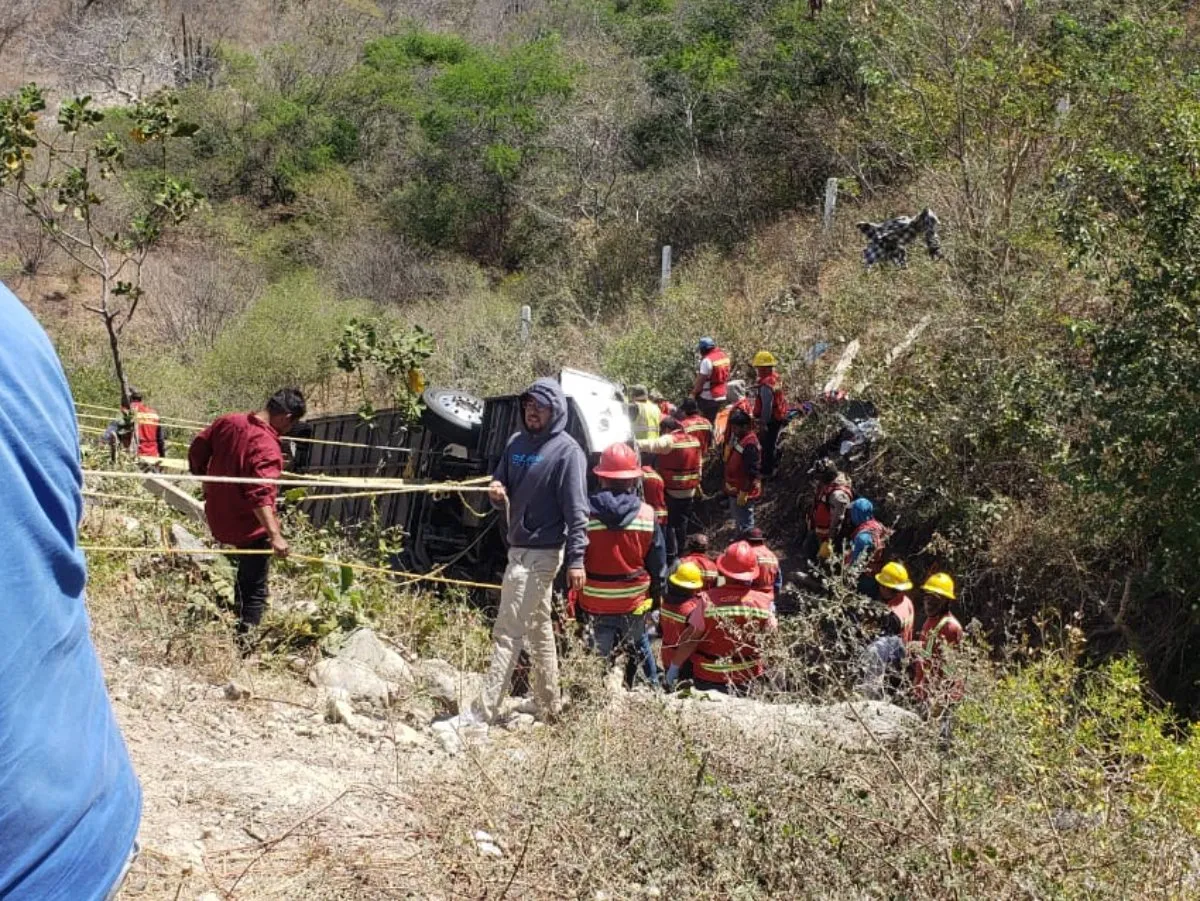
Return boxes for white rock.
[337,629,413,684]
[310,659,391,706]
[473,830,503,858]
[412,658,483,714]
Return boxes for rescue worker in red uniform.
[679,533,720,589]
[641,465,668,530]
[691,336,731,423]
[751,351,788,477]
[578,444,668,688]
[803,458,853,563]
[742,527,781,602]
[659,561,705,681]
[875,561,915,643]
[102,388,167,462]
[678,398,714,455]
[637,417,703,562]
[855,561,917,700]
[846,497,890,597]
[723,409,762,533]
[663,541,776,693]
[911,572,964,705]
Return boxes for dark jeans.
[697,397,725,423]
[232,536,271,632]
[760,421,782,476]
[586,612,659,688]
[665,495,694,562]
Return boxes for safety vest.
[811,478,853,536]
[723,431,762,499]
[912,613,964,701]
[130,401,161,458]
[680,414,714,454]
[749,544,779,594]
[888,593,915,644]
[753,372,789,425]
[849,519,890,575]
[580,501,656,616]
[642,466,668,525]
[632,400,662,441]
[693,585,775,684]
[656,430,702,499]
[679,552,720,589]
[659,593,699,658]
[700,347,731,400]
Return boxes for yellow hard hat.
[752,350,778,368]
[921,572,957,601]
[669,561,705,591]
[875,561,913,591]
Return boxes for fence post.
[660,245,672,293]
[823,177,839,232]
[519,305,532,343]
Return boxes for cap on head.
[752,350,778,368]
[716,540,760,583]
[875,561,913,591]
[593,443,642,480]
[669,561,705,591]
[698,337,716,352]
[921,572,957,601]
[729,409,752,428]
[849,497,874,526]
[630,384,649,400]
[128,387,143,402]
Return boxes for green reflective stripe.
[584,584,649,598]
[659,609,687,623]
[668,473,700,482]
[702,658,760,673]
[707,606,772,620]
[625,521,655,532]
[586,521,607,531]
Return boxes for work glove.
[818,540,833,560]
[737,491,750,506]
[665,664,681,690]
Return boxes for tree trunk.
[104,310,131,407]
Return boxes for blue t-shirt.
[0,282,141,899]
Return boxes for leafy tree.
[333,316,433,423]
[0,85,203,403]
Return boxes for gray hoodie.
[492,378,589,568]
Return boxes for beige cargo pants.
[473,546,564,723]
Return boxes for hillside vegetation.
[2,0,1200,892]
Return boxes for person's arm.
[666,601,708,686]
[828,487,851,531]
[561,446,590,590]
[187,426,213,476]
[758,385,773,421]
[156,423,167,459]
[691,358,711,398]
[636,435,675,455]
[489,444,512,508]
[773,565,782,596]
[737,442,762,505]
[847,531,874,567]
[102,419,120,463]
[245,443,286,555]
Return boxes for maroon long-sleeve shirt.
[187,413,282,546]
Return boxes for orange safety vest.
[888,593,915,644]
[580,501,656,616]
[659,593,699,659]
[750,544,779,594]
[723,431,762,499]
[680,414,714,455]
[642,466,668,525]
[753,372,789,425]
[679,553,720,589]
[693,585,775,685]
[848,519,890,575]
[701,347,731,400]
[656,430,702,499]
[130,401,161,457]
[811,479,853,536]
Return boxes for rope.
[80,468,492,492]
[79,544,502,591]
[83,490,161,504]
[75,404,421,454]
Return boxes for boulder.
[412,658,482,714]
[310,659,391,706]
[337,629,413,684]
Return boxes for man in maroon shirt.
[188,388,306,634]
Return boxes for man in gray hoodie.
[467,377,589,727]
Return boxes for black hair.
[267,387,307,420]
[128,389,143,402]
[661,416,681,432]
[680,397,699,416]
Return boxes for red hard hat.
[593,443,642,479]
[716,540,761,583]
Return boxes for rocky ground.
[100,620,918,899]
